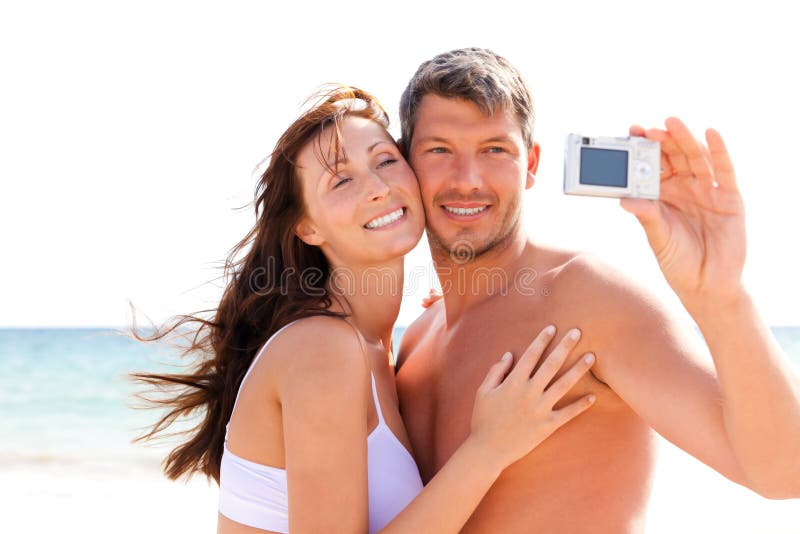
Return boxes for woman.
[134,86,597,533]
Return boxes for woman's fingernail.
[545,325,556,336]
[584,353,595,364]
[587,394,596,404]
[502,352,512,361]
[569,328,581,341]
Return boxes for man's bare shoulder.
[396,300,443,370]
[552,251,665,317]
[556,252,706,377]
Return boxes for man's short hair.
[399,48,535,151]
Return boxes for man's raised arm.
[613,118,800,498]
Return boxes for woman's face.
[295,115,424,268]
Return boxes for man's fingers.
[479,352,513,391]
[510,325,557,382]
[706,128,739,192]
[660,152,673,180]
[541,353,595,407]
[529,329,582,393]
[665,117,714,183]
[550,394,596,427]
[646,127,690,177]
[629,124,646,137]
[619,198,670,253]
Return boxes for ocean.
[0,326,407,469]
[2,326,800,470]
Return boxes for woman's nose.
[365,171,391,201]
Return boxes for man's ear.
[295,217,324,247]
[526,142,541,189]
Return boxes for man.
[395,48,800,532]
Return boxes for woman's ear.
[295,217,325,246]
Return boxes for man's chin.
[427,231,495,264]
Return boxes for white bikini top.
[218,321,423,533]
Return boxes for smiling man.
[395,48,800,533]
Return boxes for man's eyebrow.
[413,136,450,145]
[482,135,515,144]
[414,135,516,145]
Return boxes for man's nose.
[452,153,482,192]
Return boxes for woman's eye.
[377,158,397,169]
[333,177,352,189]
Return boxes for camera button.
[635,162,653,180]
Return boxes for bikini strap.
[369,372,385,426]
[336,318,383,426]
[225,320,299,440]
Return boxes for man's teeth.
[365,208,404,229]
[444,206,487,216]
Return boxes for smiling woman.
[293,113,424,266]
[129,84,598,533]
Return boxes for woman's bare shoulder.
[265,316,370,397]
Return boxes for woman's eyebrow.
[368,140,394,152]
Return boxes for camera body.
[563,134,660,199]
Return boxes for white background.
[1,0,798,327]
[3,3,800,531]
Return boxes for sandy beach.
[4,328,799,533]
[5,436,799,534]
[2,454,218,534]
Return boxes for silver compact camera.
[563,134,660,199]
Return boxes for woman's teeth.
[365,208,404,229]
[444,206,487,216]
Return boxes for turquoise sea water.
[2,327,800,468]
[0,327,407,466]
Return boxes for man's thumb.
[619,198,658,221]
[619,198,669,250]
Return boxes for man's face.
[407,95,540,262]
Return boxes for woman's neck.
[327,257,404,352]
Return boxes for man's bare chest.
[397,303,586,476]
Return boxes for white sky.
[1,0,798,327]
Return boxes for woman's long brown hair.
[132,85,391,483]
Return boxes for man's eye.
[487,146,505,153]
[429,147,448,154]
[334,177,352,188]
[377,158,397,169]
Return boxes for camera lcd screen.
[579,147,628,188]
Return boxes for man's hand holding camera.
[620,118,747,311]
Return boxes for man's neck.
[432,226,532,325]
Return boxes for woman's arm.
[280,320,595,533]
[280,318,372,533]
[381,326,595,534]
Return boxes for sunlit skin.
[409,95,539,264]
[295,115,426,271]
[396,96,800,533]
[217,115,599,533]
[218,116,426,533]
